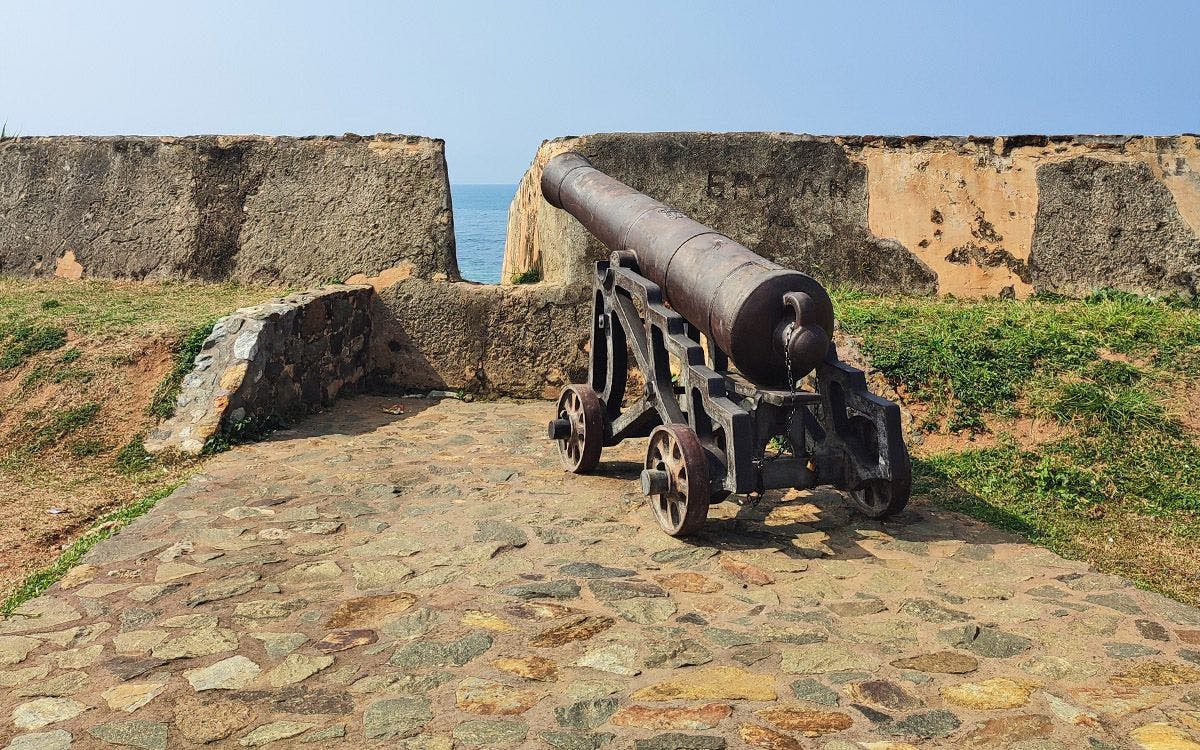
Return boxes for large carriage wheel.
[549,385,605,473]
[845,439,912,519]
[641,424,711,536]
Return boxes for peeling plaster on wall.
[346,262,418,291]
[54,250,83,279]
[859,145,1038,298]
[1126,135,1200,237]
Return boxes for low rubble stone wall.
[146,285,373,454]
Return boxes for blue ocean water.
[451,184,517,283]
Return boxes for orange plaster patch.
[54,251,83,279]
[345,263,414,290]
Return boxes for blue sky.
[2,1,1197,182]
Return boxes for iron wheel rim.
[555,385,604,472]
[644,424,710,536]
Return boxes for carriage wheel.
[641,424,711,536]
[550,385,605,473]
[845,442,912,519]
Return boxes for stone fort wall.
[0,134,458,284]
[3,131,1199,409]
[503,133,1200,299]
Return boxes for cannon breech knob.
[777,291,834,377]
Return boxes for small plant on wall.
[511,269,542,285]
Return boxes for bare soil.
[0,278,283,594]
[0,335,186,591]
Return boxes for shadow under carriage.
[693,482,1027,564]
[563,451,1026,567]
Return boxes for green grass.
[202,414,286,455]
[1,483,181,616]
[148,319,217,419]
[19,362,91,388]
[836,291,1200,515]
[69,438,107,458]
[836,290,1200,602]
[835,288,1200,431]
[114,434,153,475]
[511,269,542,285]
[19,403,103,454]
[20,353,93,390]
[0,278,284,339]
[0,323,68,370]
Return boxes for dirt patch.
[0,334,182,591]
[1167,381,1200,438]
[914,413,1070,456]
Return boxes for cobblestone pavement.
[3,396,1200,750]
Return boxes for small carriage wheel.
[643,424,711,536]
[846,443,912,519]
[554,385,605,473]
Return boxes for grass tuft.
[69,438,107,458]
[0,323,68,370]
[202,414,286,455]
[1,483,180,616]
[511,269,542,285]
[23,403,102,453]
[114,434,154,475]
[147,319,217,420]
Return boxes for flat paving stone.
[2,397,1198,747]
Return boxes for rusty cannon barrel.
[541,152,835,387]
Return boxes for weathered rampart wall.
[368,279,590,399]
[503,133,1200,299]
[6,131,1200,417]
[0,135,457,284]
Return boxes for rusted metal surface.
[542,153,833,387]
[544,152,911,536]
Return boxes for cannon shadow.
[671,468,1030,562]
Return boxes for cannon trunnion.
[543,153,911,536]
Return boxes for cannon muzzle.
[541,152,834,387]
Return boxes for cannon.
[544,153,911,536]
